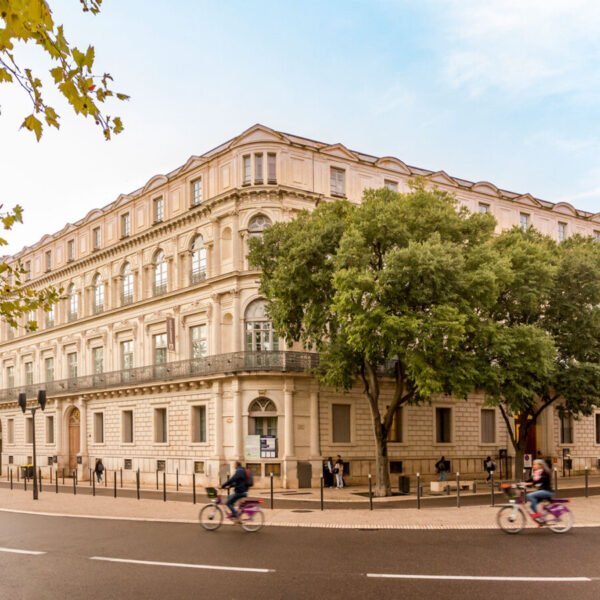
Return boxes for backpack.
[245,467,254,488]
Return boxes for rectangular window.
[45,250,52,272]
[519,213,530,231]
[558,222,567,242]
[6,366,14,388]
[24,362,33,386]
[154,407,167,443]
[560,413,573,444]
[121,340,134,370]
[384,179,398,192]
[242,155,251,185]
[46,415,54,444]
[479,203,490,214]
[92,227,101,250]
[254,153,264,184]
[192,405,207,443]
[44,357,54,383]
[267,153,277,184]
[191,178,203,206]
[6,325,14,340]
[332,404,351,443]
[481,409,496,444]
[94,412,104,444]
[121,213,131,238]
[154,334,167,365]
[7,418,14,444]
[596,414,600,445]
[388,406,403,442]
[67,352,78,379]
[92,347,104,374]
[24,260,32,281]
[67,240,75,262]
[435,407,452,443]
[190,325,208,359]
[153,196,165,223]
[45,305,55,328]
[122,410,134,443]
[26,417,33,443]
[330,167,346,197]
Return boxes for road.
[1,512,599,600]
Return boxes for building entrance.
[68,408,80,473]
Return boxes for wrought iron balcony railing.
[0,351,319,404]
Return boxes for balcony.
[0,351,319,403]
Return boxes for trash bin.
[21,464,34,479]
[398,475,410,495]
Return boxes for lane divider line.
[367,573,591,582]
[90,556,273,574]
[0,547,46,556]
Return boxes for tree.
[0,204,60,330]
[249,186,504,495]
[0,0,128,140]
[478,229,600,478]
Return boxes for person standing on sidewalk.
[484,456,496,482]
[94,459,104,484]
[334,455,345,488]
[324,457,334,488]
[435,456,448,482]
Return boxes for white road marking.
[90,556,273,573]
[367,573,591,582]
[0,547,46,556]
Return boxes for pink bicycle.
[199,487,264,532]
[496,483,573,534]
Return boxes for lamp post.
[18,390,47,500]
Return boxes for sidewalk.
[1,485,599,530]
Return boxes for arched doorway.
[68,408,80,472]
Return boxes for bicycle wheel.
[548,508,574,534]
[240,508,264,532]
[199,504,223,531]
[496,506,525,534]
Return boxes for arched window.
[121,262,134,305]
[245,299,278,351]
[190,235,207,284]
[93,274,104,313]
[153,250,167,296]
[248,397,278,436]
[248,214,272,239]
[68,284,78,321]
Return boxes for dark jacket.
[528,469,553,492]
[223,466,249,494]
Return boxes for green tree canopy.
[250,185,503,495]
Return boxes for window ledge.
[331,192,346,199]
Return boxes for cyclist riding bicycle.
[221,461,250,522]
[525,458,554,521]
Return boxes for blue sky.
[1,0,600,254]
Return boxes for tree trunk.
[374,430,391,497]
[513,446,525,481]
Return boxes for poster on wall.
[260,435,277,458]
[245,435,261,460]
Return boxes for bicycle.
[199,486,265,532]
[496,483,573,534]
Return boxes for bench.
[429,480,475,494]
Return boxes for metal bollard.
[92,475,96,497]
[163,471,166,502]
[38,468,42,493]
[270,472,274,510]
[24,473,27,491]
[456,473,460,508]
[192,473,196,505]
[491,472,495,507]
[62,468,65,485]
[10,469,13,490]
[176,469,179,492]
[156,469,159,491]
[554,468,558,492]
[473,480,477,494]
[89,469,93,486]
[120,469,123,489]
[50,469,52,485]
[585,466,589,498]
[416,473,421,510]
[104,469,107,487]
[320,475,324,511]
[113,472,117,498]
[73,472,76,495]
[17,467,19,483]
[368,474,373,511]
[136,469,140,501]
[55,470,58,494]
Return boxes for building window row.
[242,153,277,186]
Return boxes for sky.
[1,0,600,254]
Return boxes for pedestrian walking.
[323,457,334,488]
[94,458,104,483]
[435,456,448,482]
[484,455,496,482]
[334,455,345,489]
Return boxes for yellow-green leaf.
[0,69,13,83]
[49,67,64,83]
[21,114,43,141]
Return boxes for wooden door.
[68,409,80,473]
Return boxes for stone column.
[232,212,240,271]
[54,399,64,464]
[284,380,295,458]
[144,264,153,299]
[212,219,221,278]
[232,290,241,352]
[232,378,243,461]
[213,381,223,458]
[77,397,88,478]
[167,255,175,292]
[211,293,222,355]
[309,389,320,458]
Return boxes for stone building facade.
[0,124,599,488]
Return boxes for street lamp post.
[18,390,47,500]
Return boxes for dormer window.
[153,197,165,224]
[330,167,346,197]
[92,227,101,250]
[191,178,203,207]
[45,250,52,272]
[67,240,75,262]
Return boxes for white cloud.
[434,0,600,98]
